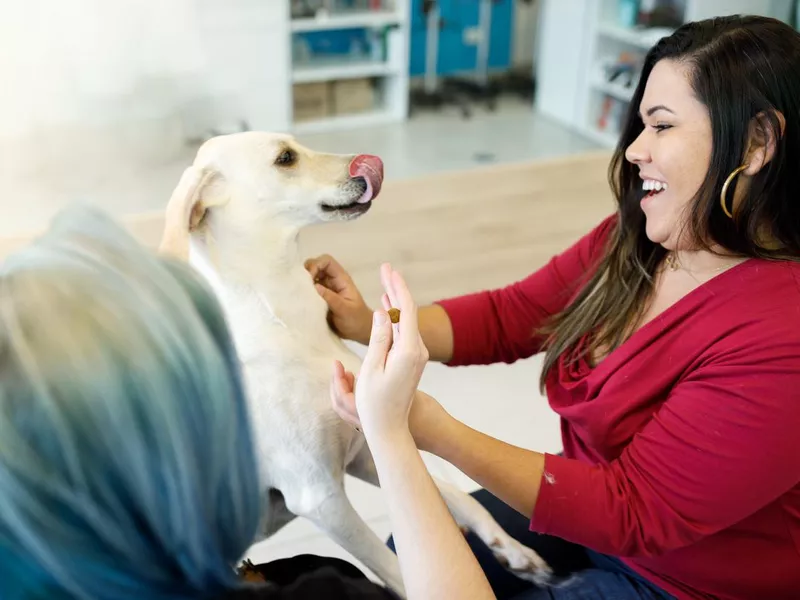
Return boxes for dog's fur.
[160,131,552,597]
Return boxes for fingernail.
[374,311,387,325]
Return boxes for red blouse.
[438,216,800,599]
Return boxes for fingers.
[331,361,360,426]
[380,263,399,308]
[362,310,393,372]
[380,293,399,335]
[304,254,332,279]
[306,255,353,294]
[344,370,356,391]
[314,282,345,311]
[386,269,420,351]
[332,360,352,393]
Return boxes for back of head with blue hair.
[0,207,261,599]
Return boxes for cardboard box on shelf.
[293,82,331,122]
[331,78,375,116]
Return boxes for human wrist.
[354,305,374,344]
[415,409,460,457]
[364,425,417,459]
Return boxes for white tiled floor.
[297,100,599,181]
[3,99,598,581]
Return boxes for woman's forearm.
[367,431,495,600]
[426,417,546,519]
[418,304,455,363]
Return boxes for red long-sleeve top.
[436,216,800,600]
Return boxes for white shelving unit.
[292,60,399,84]
[291,9,404,32]
[536,0,794,149]
[595,21,673,50]
[288,1,410,134]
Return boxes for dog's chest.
[239,322,361,480]
[221,283,334,362]
[227,292,359,417]
[210,276,363,479]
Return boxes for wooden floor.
[0,151,615,305]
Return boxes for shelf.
[591,78,635,102]
[596,22,674,50]
[288,3,409,134]
[293,60,397,84]
[292,109,399,134]
[291,10,403,33]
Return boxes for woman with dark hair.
[311,14,800,600]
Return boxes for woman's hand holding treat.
[331,264,428,441]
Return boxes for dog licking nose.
[349,155,384,204]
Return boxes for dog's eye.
[275,149,296,166]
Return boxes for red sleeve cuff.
[530,453,604,546]
[435,293,490,367]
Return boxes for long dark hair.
[540,15,800,387]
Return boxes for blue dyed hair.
[0,207,260,599]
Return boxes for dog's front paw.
[488,534,554,586]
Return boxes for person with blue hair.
[0,206,493,600]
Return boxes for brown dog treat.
[388,308,401,324]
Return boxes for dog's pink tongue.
[349,154,384,204]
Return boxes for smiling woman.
[540,14,800,381]
[309,14,800,600]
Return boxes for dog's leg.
[346,444,553,586]
[258,488,297,539]
[240,488,299,575]
[286,484,406,598]
[433,478,553,586]
[345,440,381,485]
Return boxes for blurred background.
[1,0,795,239]
[1,0,797,581]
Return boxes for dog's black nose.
[350,176,368,194]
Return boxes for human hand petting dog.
[305,254,374,345]
[331,263,430,442]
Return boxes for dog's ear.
[159,165,225,261]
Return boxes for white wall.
[0,0,291,232]
[0,0,289,170]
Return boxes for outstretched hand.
[330,264,429,440]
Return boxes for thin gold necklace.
[664,252,742,276]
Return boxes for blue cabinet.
[409,0,514,76]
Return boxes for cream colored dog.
[160,131,552,597]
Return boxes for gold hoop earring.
[720,164,749,219]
